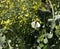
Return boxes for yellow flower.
[5,19,10,24]
[21,5,26,10]
[25,13,29,17]
[42,7,47,11]
[4,26,7,29]
[32,6,38,10]
[5,5,8,8]
[33,1,37,5]
[36,18,40,21]
[55,25,58,29]
[1,0,6,3]
[19,20,23,23]
[9,3,14,9]
[1,19,11,25]
[1,20,4,24]
[0,5,1,7]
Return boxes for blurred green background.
[0,0,60,49]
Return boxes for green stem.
[48,0,54,19]
[48,0,55,30]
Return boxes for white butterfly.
[31,21,40,29]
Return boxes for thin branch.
[48,0,55,30]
